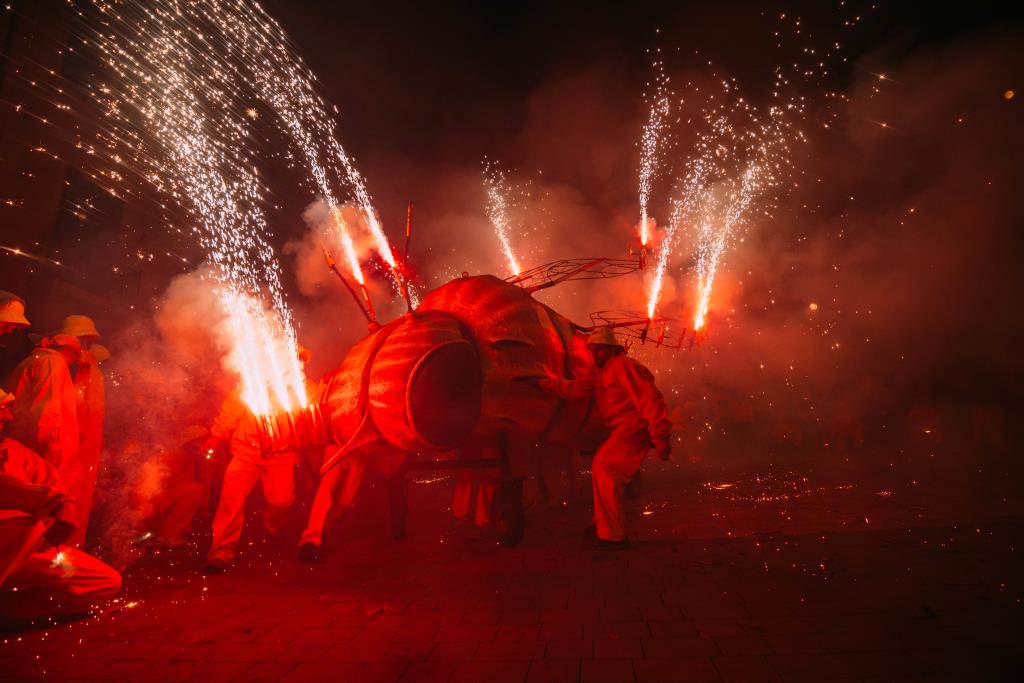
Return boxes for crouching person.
[0,388,120,623]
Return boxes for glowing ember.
[483,164,522,277]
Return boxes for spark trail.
[645,70,803,326]
[199,0,416,305]
[638,54,671,248]
[86,0,309,414]
[483,164,522,277]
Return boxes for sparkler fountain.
[84,0,423,420]
[201,0,416,308]
[87,0,308,417]
[644,70,802,331]
[637,54,672,250]
[483,164,523,277]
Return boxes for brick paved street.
[2,452,1021,682]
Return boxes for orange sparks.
[220,291,308,417]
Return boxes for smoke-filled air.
[0,0,1020,669]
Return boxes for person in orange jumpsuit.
[297,365,363,562]
[138,425,209,547]
[0,388,121,621]
[203,389,298,572]
[3,334,81,475]
[539,327,673,544]
[298,449,365,562]
[60,315,106,547]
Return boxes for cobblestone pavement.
[2,453,1021,682]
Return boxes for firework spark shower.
[483,163,522,277]
[637,52,672,248]
[644,68,804,326]
[85,0,309,414]
[82,0,418,411]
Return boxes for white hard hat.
[0,291,30,327]
[61,314,100,339]
[586,326,621,348]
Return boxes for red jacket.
[4,348,79,469]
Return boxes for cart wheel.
[490,479,525,547]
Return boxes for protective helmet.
[0,291,30,327]
[89,344,111,363]
[0,387,14,406]
[61,314,100,340]
[586,326,621,348]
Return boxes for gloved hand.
[654,441,672,461]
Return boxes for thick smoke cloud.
[92,267,230,565]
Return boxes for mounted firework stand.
[257,402,329,454]
[586,310,693,350]
[506,255,644,293]
[322,245,378,326]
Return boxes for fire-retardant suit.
[298,369,363,559]
[540,328,672,542]
[0,389,121,620]
[205,392,296,568]
[3,335,81,474]
[61,316,106,547]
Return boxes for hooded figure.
[0,387,121,620]
[60,315,106,546]
[3,334,81,475]
[539,327,673,543]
